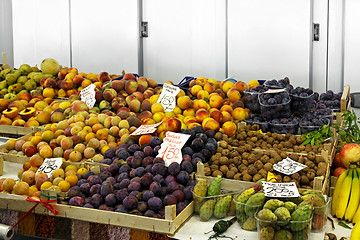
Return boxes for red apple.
[340,143,360,168]
[334,167,347,178]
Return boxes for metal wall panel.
[70,0,138,74]
[12,0,70,68]
[143,0,226,83]
[228,0,312,88]
[0,0,14,68]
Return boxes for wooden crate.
[197,160,330,195]
[0,190,194,235]
[0,125,40,136]
[0,155,3,176]
[332,85,351,126]
[0,133,33,164]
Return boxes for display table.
[0,162,352,240]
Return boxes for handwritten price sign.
[263,182,300,198]
[157,83,181,112]
[80,84,96,109]
[273,157,307,175]
[130,122,162,136]
[36,158,63,178]
[156,132,190,166]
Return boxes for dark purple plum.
[126,156,134,165]
[123,196,139,211]
[192,153,205,162]
[89,184,101,196]
[163,194,178,206]
[76,173,83,180]
[152,163,167,176]
[181,161,194,174]
[144,210,155,217]
[205,142,217,155]
[80,183,90,194]
[84,203,94,208]
[91,193,103,208]
[119,179,130,189]
[153,157,165,164]
[183,186,193,200]
[140,173,153,188]
[116,172,129,183]
[88,175,102,186]
[145,164,153,173]
[127,144,140,154]
[128,181,141,192]
[69,196,84,207]
[105,193,117,207]
[117,150,130,160]
[191,157,203,169]
[137,201,148,213]
[168,162,181,176]
[131,157,142,168]
[142,156,154,167]
[115,189,129,203]
[77,178,87,187]
[130,176,141,183]
[113,183,120,190]
[147,197,163,212]
[160,186,168,197]
[100,182,114,198]
[195,133,208,142]
[172,189,185,202]
[108,163,121,176]
[68,186,81,198]
[99,171,112,181]
[129,190,140,198]
[84,171,95,180]
[176,202,187,215]
[119,164,131,174]
[104,148,115,159]
[182,154,191,162]
[143,146,153,157]
[165,175,176,186]
[153,174,164,185]
[182,147,194,157]
[84,197,92,204]
[204,129,215,138]
[101,158,113,165]
[149,137,162,148]
[129,169,136,178]
[200,149,212,161]
[149,181,161,196]
[133,167,146,177]
[115,204,128,213]
[142,190,155,201]
[192,125,204,134]
[159,208,166,219]
[153,145,161,156]
[134,150,145,159]
[176,171,189,185]
[98,204,107,210]
[167,181,181,193]
[105,177,116,185]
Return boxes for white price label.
[80,84,96,109]
[263,182,300,198]
[36,158,63,178]
[156,132,190,166]
[130,122,162,136]
[265,89,286,94]
[157,83,181,112]
[273,157,307,175]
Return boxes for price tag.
[130,122,162,136]
[265,89,286,94]
[263,182,300,198]
[157,83,181,112]
[156,132,190,166]
[80,84,96,109]
[273,157,307,175]
[36,158,63,178]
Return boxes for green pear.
[12,83,23,93]
[0,89,8,95]
[5,73,18,85]
[40,58,60,75]
[24,79,37,91]
[43,74,54,78]
[17,76,28,84]
[4,93,17,102]
[19,64,32,76]
[0,68,11,79]
[32,73,45,83]
[12,70,21,79]
[31,66,40,72]
[89,107,100,114]
[0,80,7,89]
[18,90,28,94]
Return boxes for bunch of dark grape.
[269,116,300,134]
[64,136,196,218]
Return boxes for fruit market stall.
[0,58,358,239]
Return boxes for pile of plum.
[259,91,291,120]
[244,85,270,113]
[264,78,290,89]
[246,114,270,132]
[317,90,342,110]
[181,126,218,165]
[287,86,314,114]
[300,114,329,134]
[63,136,195,219]
[269,116,301,134]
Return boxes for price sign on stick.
[36,158,63,178]
[263,182,300,198]
[80,84,96,109]
[130,122,162,136]
[156,132,190,166]
[273,157,307,175]
[157,83,181,112]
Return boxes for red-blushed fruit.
[334,167,346,178]
[339,143,360,168]
[333,153,344,168]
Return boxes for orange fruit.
[77,168,88,176]
[58,180,70,192]
[40,181,53,190]
[65,174,78,187]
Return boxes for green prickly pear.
[242,216,257,231]
[199,199,216,221]
[257,208,277,223]
[292,230,309,240]
[284,201,297,214]
[274,229,293,240]
[235,188,255,215]
[207,175,222,196]
[244,192,266,216]
[290,203,312,231]
[274,207,291,226]
[193,179,208,213]
[214,195,232,219]
[301,194,327,215]
[259,226,275,240]
[263,199,284,211]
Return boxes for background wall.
[1,0,359,97]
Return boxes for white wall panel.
[0,0,13,68]
[228,0,312,88]
[12,0,70,68]
[343,0,360,92]
[70,0,138,74]
[143,0,226,83]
